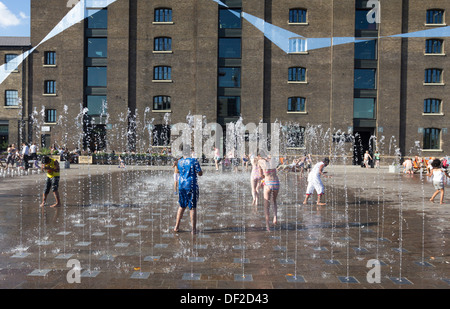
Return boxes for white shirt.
[22,145,29,156]
[30,144,37,154]
[432,169,445,184]
[308,162,325,181]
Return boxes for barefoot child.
[303,157,331,206]
[427,158,450,204]
[258,154,280,231]
[40,156,61,208]
[172,157,180,194]
[174,155,203,234]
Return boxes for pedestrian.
[174,155,203,234]
[363,150,372,168]
[21,142,30,172]
[213,147,221,171]
[374,151,380,168]
[5,144,16,168]
[172,156,180,194]
[250,155,262,206]
[40,156,61,208]
[258,154,280,231]
[427,158,450,205]
[29,142,38,161]
[403,157,413,175]
[303,157,331,206]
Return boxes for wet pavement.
[0,163,448,290]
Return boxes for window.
[5,54,17,71]
[423,128,441,150]
[289,38,307,53]
[219,8,242,29]
[289,9,307,23]
[219,38,241,58]
[0,124,8,150]
[426,9,444,24]
[87,95,107,116]
[218,67,241,88]
[423,98,442,114]
[5,90,18,106]
[87,38,107,58]
[87,67,107,87]
[288,97,306,112]
[155,8,172,22]
[425,39,443,54]
[152,124,170,146]
[354,98,376,119]
[425,68,443,84]
[153,66,172,81]
[153,96,171,111]
[288,67,306,82]
[218,96,241,117]
[45,109,57,123]
[154,37,172,51]
[87,9,107,29]
[355,9,377,30]
[355,40,377,59]
[286,125,305,148]
[44,80,56,94]
[44,51,56,65]
[354,69,376,89]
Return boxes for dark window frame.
[289,8,307,23]
[5,90,19,106]
[154,37,172,51]
[288,67,306,82]
[45,109,57,123]
[423,98,442,114]
[423,128,441,150]
[153,66,172,80]
[154,8,173,22]
[425,68,443,83]
[425,39,443,54]
[44,80,56,94]
[426,9,444,24]
[153,95,171,111]
[287,97,306,112]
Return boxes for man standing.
[174,155,203,234]
[40,156,61,208]
[21,142,30,172]
[30,142,38,161]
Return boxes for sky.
[0,0,30,37]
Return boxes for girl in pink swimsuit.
[250,155,263,206]
[258,155,280,231]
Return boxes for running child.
[303,157,331,206]
[427,158,450,205]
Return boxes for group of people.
[362,150,381,168]
[173,152,331,233]
[1,142,38,172]
[403,155,449,175]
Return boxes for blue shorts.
[178,187,199,210]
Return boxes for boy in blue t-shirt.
[174,157,203,234]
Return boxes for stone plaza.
[0,163,448,290]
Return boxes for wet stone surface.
[0,165,449,289]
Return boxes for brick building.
[1,0,449,162]
[0,37,31,151]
